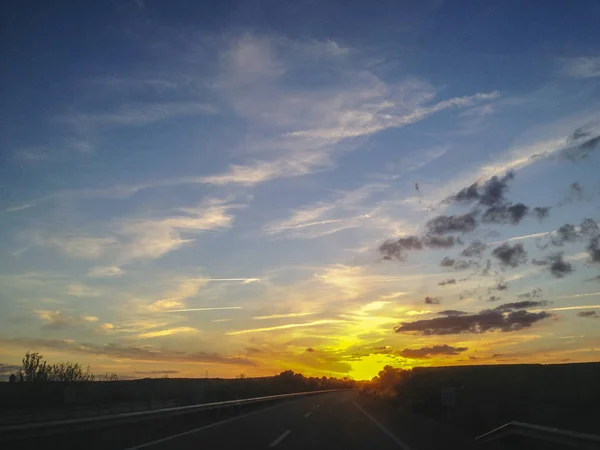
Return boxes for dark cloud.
[438,278,456,286]
[492,242,527,267]
[0,338,257,366]
[488,296,502,302]
[587,237,600,263]
[461,241,487,257]
[585,275,600,282]
[482,203,529,225]
[581,218,600,237]
[517,288,542,299]
[495,300,548,312]
[548,253,573,278]
[481,259,492,276]
[395,308,553,335]
[306,347,315,352]
[562,134,600,160]
[421,235,457,248]
[379,236,422,260]
[452,172,515,207]
[440,257,455,267]
[576,311,599,318]
[533,207,551,220]
[532,258,548,266]
[425,296,441,305]
[379,235,459,260]
[453,259,479,271]
[397,345,468,359]
[491,279,508,291]
[453,183,480,203]
[426,213,477,235]
[438,310,467,316]
[552,224,579,246]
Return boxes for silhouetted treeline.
[364,363,600,436]
[1,354,356,419]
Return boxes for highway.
[127,391,476,450]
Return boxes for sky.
[1,0,600,381]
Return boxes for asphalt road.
[126,391,476,450]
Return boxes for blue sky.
[1,0,600,380]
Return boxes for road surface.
[127,391,475,450]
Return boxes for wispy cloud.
[5,204,34,212]
[252,312,317,320]
[87,266,124,277]
[163,307,242,313]
[227,319,345,335]
[62,102,217,128]
[136,326,197,339]
[35,310,98,330]
[560,56,600,79]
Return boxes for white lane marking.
[268,430,291,448]
[125,404,279,449]
[352,401,411,450]
[304,411,312,418]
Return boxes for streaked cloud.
[227,319,346,335]
[136,326,198,339]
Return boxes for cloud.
[379,235,459,260]
[438,278,456,286]
[438,310,467,316]
[35,310,98,330]
[548,253,574,278]
[562,129,600,160]
[532,207,551,220]
[226,319,345,335]
[552,224,579,246]
[424,296,441,305]
[5,204,34,212]
[560,56,600,79]
[204,35,499,188]
[440,257,455,267]
[426,213,478,235]
[588,237,600,263]
[42,235,119,260]
[581,219,600,237]
[136,327,197,339]
[395,308,552,335]
[576,311,598,318]
[451,172,515,206]
[252,312,317,320]
[306,347,315,352]
[517,288,542,299]
[488,295,502,302]
[492,242,527,267]
[494,300,548,312]
[452,259,479,271]
[63,102,217,128]
[461,241,487,257]
[397,345,468,359]
[379,236,423,261]
[116,197,242,261]
[87,266,124,277]
[0,338,256,366]
[68,283,102,297]
[482,203,529,225]
[164,307,242,313]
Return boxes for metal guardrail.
[0,389,343,442]
[475,421,600,449]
